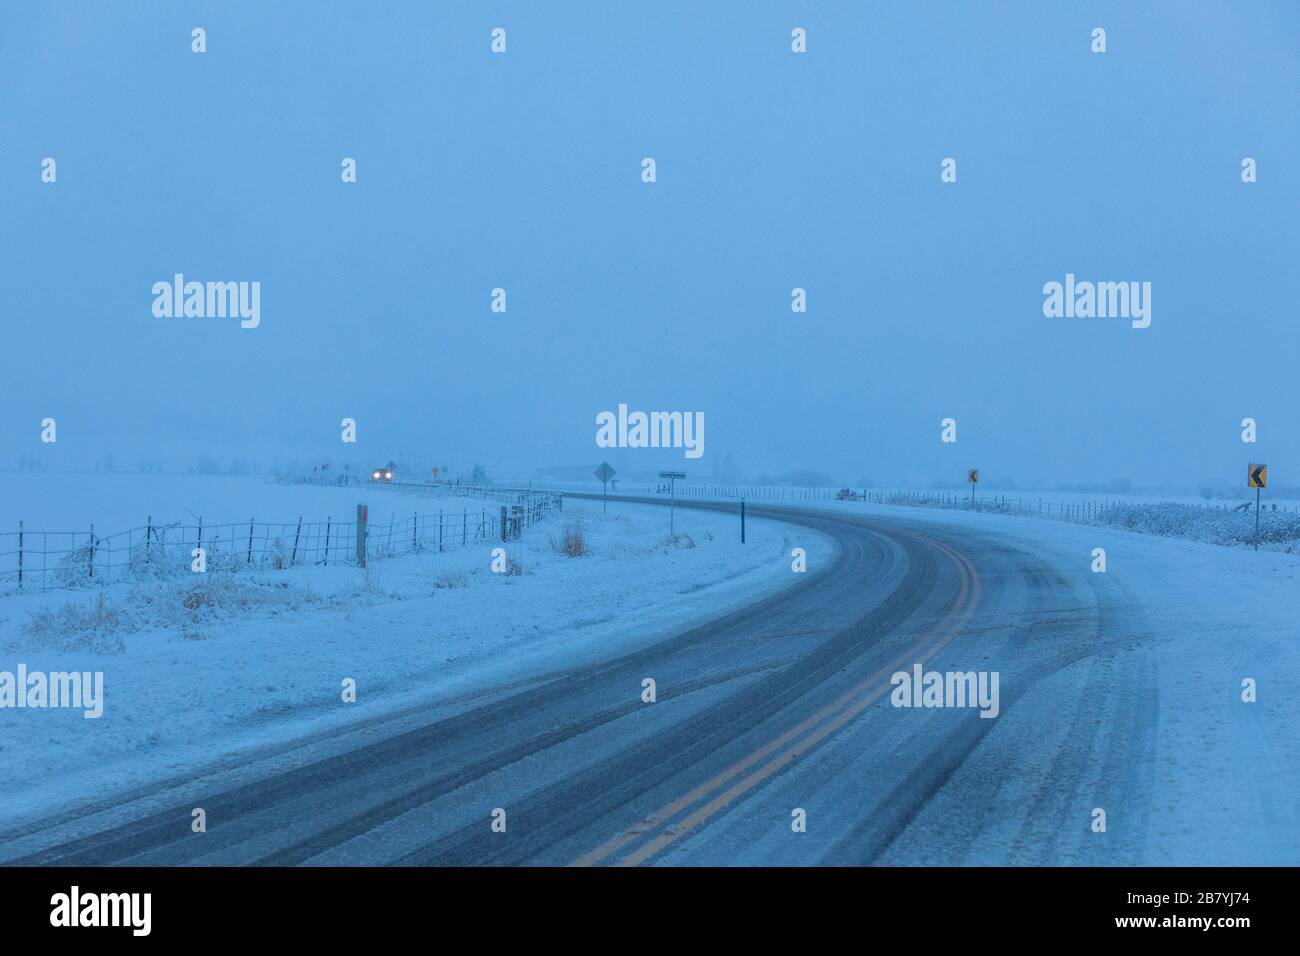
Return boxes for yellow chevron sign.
[968,469,979,483]
[1248,464,1267,489]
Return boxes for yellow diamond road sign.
[1249,463,1267,489]
[968,469,979,483]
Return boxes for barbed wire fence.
[513,477,1299,516]
[513,477,1300,548]
[0,480,563,594]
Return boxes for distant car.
[370,467,394,482]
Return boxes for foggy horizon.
[5,3,1297,491]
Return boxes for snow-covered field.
[0,486,826,826]
[0,473,521,594]
[0,472,485,533]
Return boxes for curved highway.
[1,496,1156,866]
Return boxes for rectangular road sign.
[1249,463,1267,489]
[968,469,979,483]
[659,471,686,480]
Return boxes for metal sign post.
[660,471,685,535]
[1249,464,1267,551]
[594,462,617,515]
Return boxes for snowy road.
[3,495,1295,866]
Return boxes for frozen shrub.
[1093,501,1300,549]
[434,569,470,589]
[54,543,95,587]
[549,518,587,557]
[23,594,133,654]
[134,574,320,628]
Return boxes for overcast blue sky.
[2,2,1297,489]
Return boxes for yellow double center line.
[570,530,981,867]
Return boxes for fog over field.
[2,4,1297,493]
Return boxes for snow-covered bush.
[128,574,321,630]
[1094,502,1300,550]
[434,569,470,589]
[549,518,588,557]
[53,544,95,587]
[22,594,133,654]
